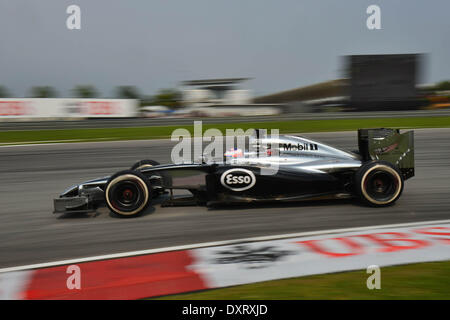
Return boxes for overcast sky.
[0,0,449,97]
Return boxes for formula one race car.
[54,128,414,217]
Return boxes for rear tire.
[354,161,404,207]
[131,159,160,171]
[105,170,152,218]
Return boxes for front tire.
[105,170,152,217]
[354,161,404,207]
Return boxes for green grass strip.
[1,116,450,144]
[156,260,450,300]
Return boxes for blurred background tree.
[115,86,141,99]
[0,85,11,98]
[149,88,182,109]
[72,85,99,98]
[30,86,58,98]
[435,80,450,91]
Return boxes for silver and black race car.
[54,128,414,217]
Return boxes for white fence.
[0,99,139,120]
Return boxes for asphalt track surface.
[1,128,449,268]
[2,109,450,131]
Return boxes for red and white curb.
[1,219,449,299]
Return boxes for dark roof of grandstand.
[254,79,348,103]
[181,78,251,86]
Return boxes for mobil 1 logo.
[221,168,256,192]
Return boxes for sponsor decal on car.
[220,168,256,192]
[282,143,318,151]
[374,143,399,155]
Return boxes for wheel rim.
[106,174,149,215]
[361,165,402,205]
[113,182,141,208]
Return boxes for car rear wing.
[358,128,414,180]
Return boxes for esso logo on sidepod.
[220,168,256,191]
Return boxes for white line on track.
[0,138,170,148]
[1,219,450,274]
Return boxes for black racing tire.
[354,160,404,207]
[130,159,160,171]
[105,170,152,218]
